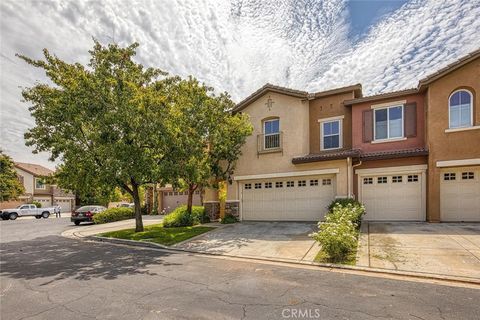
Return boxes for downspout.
[347,157,351,198]
[352,160,363,199]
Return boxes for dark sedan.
[70,205,107,225]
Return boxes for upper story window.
[321,120,342,150]
[449,90,472,129]
[374,105,403,140]
[35,178,46,189]
[263,118,280,150]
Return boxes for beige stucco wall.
[15,168,34,195]
[425,58,480,221]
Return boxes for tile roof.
[15,162,54,177]
[343,88,418,105]
[418,48,480,89]
[292,148,428,164]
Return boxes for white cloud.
[0,0,479,168]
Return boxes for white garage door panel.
[163,191,201,213]
[361,174,424,221]
[241,175,335,221]
[56,199,72,213]
[441,167,480,222]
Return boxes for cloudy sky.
[1,0,479,169]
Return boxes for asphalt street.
[1,218,479,320]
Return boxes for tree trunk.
[187,184,198,215]
[132,182,144,232]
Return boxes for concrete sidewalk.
[61,215,164,238]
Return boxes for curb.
[82,234,480,287]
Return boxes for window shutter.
[404,102,417,138]
[363,110,373,142]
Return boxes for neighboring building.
[204,48,480,222]
[145,184,202,214]
[7,162,76,213]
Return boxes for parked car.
[117,203,134,208]
[0,204,55,220]
[70,205,107,225]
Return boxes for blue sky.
[0,0,479,168]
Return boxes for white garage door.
[241,175,335,221]
[360,173,424,221]
[56,199,72,213]
[34,198,52,207]
[162,190,201,213]
[441,167,480,222]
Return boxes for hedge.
[310,199,365,262]
[93,207,135,224]
[163,205,210,228]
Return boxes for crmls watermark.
[281,308,321,319]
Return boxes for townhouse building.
[203,48,480,223]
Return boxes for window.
[310,179,318,186]
[35,178,46,189]
[275,181,283,188]
[408,175,419,182]
[286,181,294,187]
[265,182,273,189]
[392,176,402,183]
[449,90,472,128]
[363,177,373,185]
[321,120,342,150]
[444,173,456,181]
[298,180,306,187]
[263,119,280,149]
[322,179,332,186]
[462,172,474,180]
[245,183,252,190]
[255,183,262,189]
[377,176,388,184]
[374,105,403,140]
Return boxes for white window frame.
[35,178,46,190]
[448,89,473,129]
[373,105,404,141]
[320,119,343,150]
[263,118,280,150]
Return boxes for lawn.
[314,245,358,266]
[100,224,214,246]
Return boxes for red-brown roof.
[292,149,361,164]
[343,88,418,106]
[359,148,429,161]
[15,162,54,177]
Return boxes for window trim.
[373,105,404,141]
[448,89,473,129]
[35,178,46,190]
[320,119,343,150]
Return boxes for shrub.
[328,203,365,229]
[163,205,209,228]
[221,214,238,224]
[327,198,361,212]
[31,201,42,208]
[93,207,134,224]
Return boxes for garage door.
[162,190,201,213]
[441,167,480,221]
[360,173,424,221]
[241,175,335,221]
[56,199,72,213]
[34,198,52,207]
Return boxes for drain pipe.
[351,159,363,199]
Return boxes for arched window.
[449,90,473,128]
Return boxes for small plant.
[220,214,238,224]
[31,201,42,208]
[327,198,361,212]
[93,207,134,224]
[163,205,209,228]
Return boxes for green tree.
[18,41,173,231]
[0,151,25,202]
[165,77,252,214]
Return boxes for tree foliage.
[0,151,25,202]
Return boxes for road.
[1,218,479,320]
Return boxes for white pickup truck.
[0,204,55,220]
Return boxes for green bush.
[93,207,135,224]
[327,198,361,212]
[31,201,42,208]
[221,214,238,224]
[163,205,209,228]
[310,200,365,262]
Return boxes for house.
[204,48,480,222]
[7,162,76,213]
[145,184,202,214]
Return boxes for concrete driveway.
[174,222,319,262]
[357,222,480,279]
